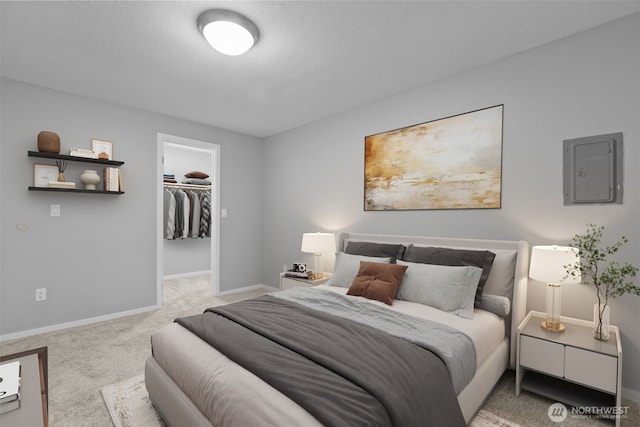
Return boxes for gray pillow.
[182,178,212,185]
[401,245,495,305]
[476,294,511,317]
[344,241,406,262]
[326,252,391,288]
[396,260,482,319]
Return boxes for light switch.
[50,204,61,216]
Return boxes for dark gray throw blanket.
[176,295,466,427]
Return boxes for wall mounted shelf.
[28,150,124,166]
[27,150,125,194]
[27,186,124,194]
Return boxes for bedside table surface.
[521,312,617,357]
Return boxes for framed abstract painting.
[364,105,503,211]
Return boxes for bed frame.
[145,233,529,426]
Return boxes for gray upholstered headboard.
[338,232,529,369]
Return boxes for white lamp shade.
[529,245,581,284]
[301,232,336,254]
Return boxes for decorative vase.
[57,172,65,182]
[80,170,100,190]
[593,304,610,341]
[37,131,60,154]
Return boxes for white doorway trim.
[156,133,221,306]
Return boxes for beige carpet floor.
[0,274,269,426]
[1,274,638,426]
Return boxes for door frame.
[156,133,221,305]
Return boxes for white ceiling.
[2,1,639,138]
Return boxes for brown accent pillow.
[185,171,209,179]
[347,261,408,305]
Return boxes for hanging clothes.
[163,189,176,240]
[199,191,211,238]
[188,190,202,239]
[163,186,211,240]
[173,189,185,239]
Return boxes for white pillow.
[396,260,482,319]
[326,252,391,288]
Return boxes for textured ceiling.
[2,1,639,138]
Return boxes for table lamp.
[529,245,581,332]
[301,232,336,280]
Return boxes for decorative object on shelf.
[27,151,125,194]
[103,167,120,191]
[33,163,59,187]
[565,223,640,341]
[364,105,503,211]
[48,181,76,189]
[80,169,100,190]
[69,148,96,159]
[55,160,68,182]
[37,131,60,154]
[91,138,113,160]
[300,232,336,280]
[529,245,581,333]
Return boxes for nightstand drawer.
[565,346,617,393]
[280,277,313,291]
[520,335,564,377]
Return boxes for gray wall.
[0,78,264,335]
[263,14,640,396]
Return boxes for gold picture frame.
[33,164,59,187]
[91,139,113,160]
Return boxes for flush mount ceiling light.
[197,9,259,56]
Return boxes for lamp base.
[541,320,565,333]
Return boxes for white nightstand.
[279,273,329,291]
[516,311,622,426]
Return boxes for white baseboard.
[217,283,277,297]
[0,304,161,343]
[163,270,211,280]
[623,386,640,403]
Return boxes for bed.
[145,232,529,426]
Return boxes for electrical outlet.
[36,288,47,301]
[50,204,61,217]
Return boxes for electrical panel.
[563,132,623,205]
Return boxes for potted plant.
[565,224,639,340]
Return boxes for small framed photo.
[33,163,59,187]
[91,139,113,160]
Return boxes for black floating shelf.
[28,186,124,194]
[28,150,124,166]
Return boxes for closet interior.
[162,142,214,278]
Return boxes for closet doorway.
[156,133,220,305]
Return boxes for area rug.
[101,374,166,427]
[101,375,520,427]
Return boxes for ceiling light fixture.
[197,9,259,56]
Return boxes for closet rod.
[163,183,211,190]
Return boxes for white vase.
[593,304,610,341]
[80,169,100,190]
